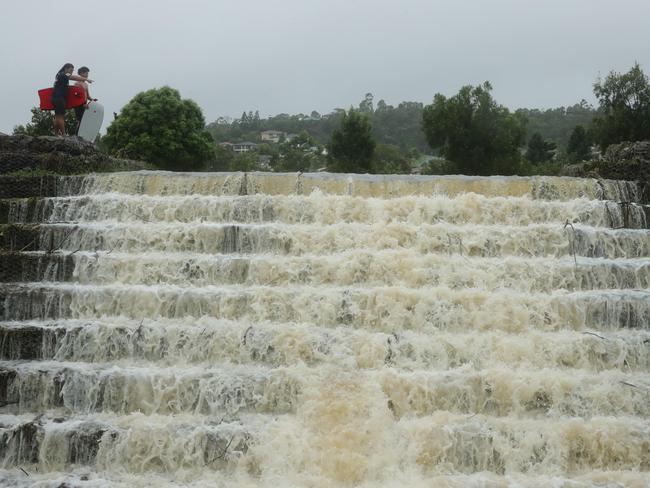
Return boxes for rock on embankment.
[564,141,650,201]
[0,134,146,175]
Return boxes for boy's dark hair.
[78,66,90,75]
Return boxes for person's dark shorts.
[75,105,85,123]
[52,97,66,116]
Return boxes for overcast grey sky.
[1,0,649,133]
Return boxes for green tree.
[273,131,323,172]
[206,145,235,171]
[515,101,596,149]
[13,107,77,136]
[592,63,650,150]
[359,93,374,113]
[103,86,214,170]
[566,125,592,161]
[327,109,376,173]
[526,132,556,164]
[422,82,527,175]
[372,101,428,152]
[229,151,261,171]
[372,144,411,174]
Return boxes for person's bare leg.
[54,115,65,136]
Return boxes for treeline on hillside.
[516,101,596,149]
[209,96,597,155]
[203,90,601,174]
[207,95,429,153]
[13,63,650,176]
[419,64,649,175]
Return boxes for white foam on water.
[1,172,649,486]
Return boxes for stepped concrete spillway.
[0,171,649,487]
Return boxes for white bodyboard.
[78,101,104,142]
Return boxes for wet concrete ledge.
[0,251,74,282]
[0,225,40,252]
[0,416,110,466]
[0,326,49,360]
[0,414,247,469]
[0,175,87,199]
[0,224,84,254]
[0,197,59,223]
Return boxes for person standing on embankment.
[52,63,92,136]
[73,66,97,133]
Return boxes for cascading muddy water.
[0,171,649,487]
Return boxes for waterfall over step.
[0,171,649,487]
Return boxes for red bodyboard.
[38,86,87,110]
